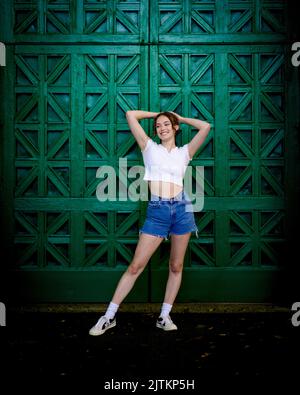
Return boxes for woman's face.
[155,115,177,141]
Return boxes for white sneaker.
[89,315,116,336]
[156,315,177,331]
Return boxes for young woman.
[89,110,210,335]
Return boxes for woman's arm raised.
[126,110,159,151]
[170,112,211,160]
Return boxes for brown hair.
[153,112,180,136]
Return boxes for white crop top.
[141,138,192,187]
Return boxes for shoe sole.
[89,320,116,336]
[156,323,177,331]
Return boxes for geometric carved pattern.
[14,209,143,268]
[190,211,215,266]
[84,211,140,267]
[13,1,285,40]
[84,2,141,35]
[155,49,215,197]
[158,2,215,36]
[150,40,286,271]
[155,0,285,42]
[229,126,284,196]
[228,53,285,196]
[14,212,70,267]
[13,46,147,270]
[15,54,71,197]
[14,2,71,35]
[84,52,143,197]
[5,1,289,302]
[14,0,146,41]
[12,46,286,274]
[229,210,285,266]
[228,2,286,33]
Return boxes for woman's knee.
[127,260,147,275]
[169,260,184,274]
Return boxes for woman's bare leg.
[163,233,191,305]
[111,233,164,305]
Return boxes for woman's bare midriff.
[148,181,183,198]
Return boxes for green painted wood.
[6,37,149,301]
[152,267,288,303]
[10,268,149,303]
[148,0,292,302]
[7,0,149,44]
[150,0,286,44]
[1,0,298,303]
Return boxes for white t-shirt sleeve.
[141,138,153,153]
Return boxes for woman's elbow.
[204,122,211,134]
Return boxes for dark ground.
[2,308,299,391]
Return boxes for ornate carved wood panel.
[0,0,295,302]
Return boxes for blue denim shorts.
[139,190,199,241]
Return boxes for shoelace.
[95,316,108,328]
[160,315,172,325]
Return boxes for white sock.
[160,303,172,318]
[105,302,119,320]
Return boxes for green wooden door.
[0,1,298,303]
